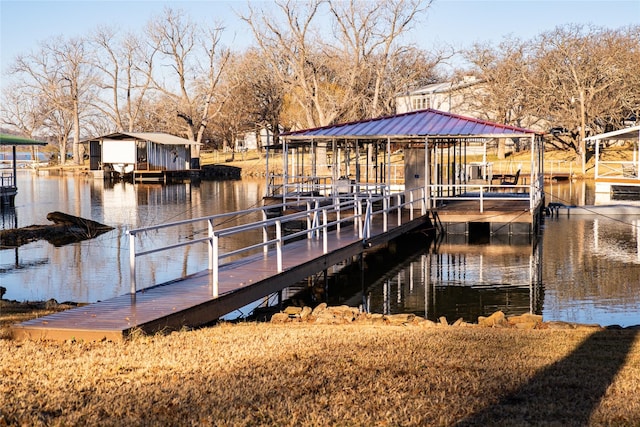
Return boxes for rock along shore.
[270,303,640,331]
[3,299,639,332]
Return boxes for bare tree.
[242,0,433,128]
[463,39,529,125]
[233,49,285,149]
[11,36,95,164]
[0,83,49,159]
[370,46,445,116]
[526,24,636,172]
[329,0,433,118]
[616,25,640,128]
[145,7,230,149]
[50,37,95,164]
[241,0,327,128]
[241,0,436,175]
[193,26,231,149]
[44,101,74,165]
[460,25,640,168]
[91,27,156,132]
[462,38,536,158]
[1,84,46,136]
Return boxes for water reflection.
[351,212,639,327]
[1,171,263,303]
[545,179,595,206]
[541,215,640,327]
[318,234,544,324]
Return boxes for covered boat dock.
[587,125,640,205]
[269,109,545,236]
[84,132,201,182]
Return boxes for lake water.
[1,170,639,327]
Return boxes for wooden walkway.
[12,211,432,342]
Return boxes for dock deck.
[12,193,432,342]
[432,189,543,235]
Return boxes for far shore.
[31,147,597,179]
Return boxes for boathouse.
[0,134,47,209]
[271,109,545,236]
[586,125,640,204]
[84,132,201,181]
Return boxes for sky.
[0,0,639,91]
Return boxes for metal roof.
[87,132,201,146]
[0,133,48,146]
[283,109,541,140]
[585,125,640,142]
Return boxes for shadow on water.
[456,329,639,426]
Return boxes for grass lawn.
[2,305,639,426]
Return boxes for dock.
[1,134,48,208]
[12,189,434,341]
[435,192,541,235]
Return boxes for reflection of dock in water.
[358,234,543,323]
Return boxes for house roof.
[585,125,640,142]
[283,109,541,141]
[87,132,201,146]
[401,76,483,97]
[0,133,47,147]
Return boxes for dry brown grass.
[1,312,639,426]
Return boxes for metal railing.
[596,161,639,180]
[427,181,539,213]
[0,171,14,188]
[267,174,389,198]
[127,187,428,298]
[267,174,389,201]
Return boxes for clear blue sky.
[1,0,638,89]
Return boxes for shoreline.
[3,299,639,341]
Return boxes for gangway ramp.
[12,188,434,342]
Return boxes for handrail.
[126,188,428,298]
[596,161,639,179]
[0,171,14,187]
[266,173,390,199]
[427,183,533,213]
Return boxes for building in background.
[395,76,485,117]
